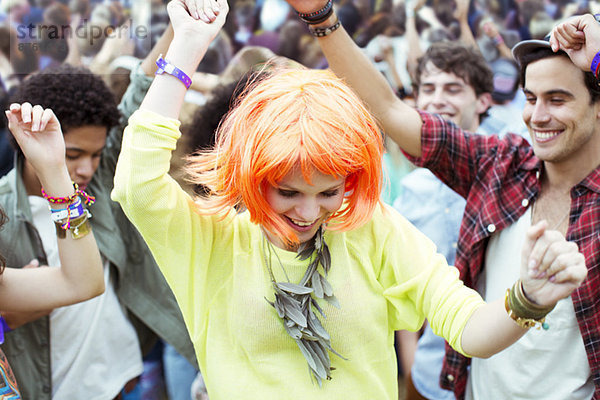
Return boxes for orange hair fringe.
[185,67,384,245]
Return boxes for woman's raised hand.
[168,0,228,35]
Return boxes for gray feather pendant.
[263,226,345,386]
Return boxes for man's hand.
[520,221,587,308]
[550,13,600,72]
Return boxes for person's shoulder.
[472,128,532,158]
[346,202,410,240]
[0,169,16,197]
[338,202,435,263]
[496,132,534,159]
[0,173,10,192]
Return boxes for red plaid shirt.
[405,111,600,399]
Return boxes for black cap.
[511,35,552,66]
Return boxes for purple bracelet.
[50,197,85,222]
[0,315,11,344]
[591,50,600,78]
[155,54,192,89]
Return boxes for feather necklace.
[262,226,346,385]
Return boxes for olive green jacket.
[0,64,196,399]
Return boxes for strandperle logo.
[15,19,148,47]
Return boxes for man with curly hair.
[0,24,196,399]
[394,41,497,400]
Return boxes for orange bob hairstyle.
[186,68,384,245]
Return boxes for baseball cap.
[511,35,552,66]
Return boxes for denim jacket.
[0,64,196,399]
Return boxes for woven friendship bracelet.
[591,50,600,79]
[76,186,95,206]
[308,19,341,37]
[42,180,95,228]
[41,182,95,206]
[41,187,78,205]
[297,0,332,20]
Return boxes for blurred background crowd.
[0,0,597,189]
[1,0,597,102]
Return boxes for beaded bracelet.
[590,50,600,79]
[301,7,333,25]
[308,19,341,38]
[297,0,332,21]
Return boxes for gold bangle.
[505,280,554,330]
[54,211,92,240]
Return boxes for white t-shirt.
[466,207,593,399]
[29,195,143,400]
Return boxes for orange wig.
[185,67,384,245]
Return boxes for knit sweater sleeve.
[111,109,235,335]
[372,204,485,355]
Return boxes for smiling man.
[283,1,600,398]
[412,42,493,133]
[456,33,600,399]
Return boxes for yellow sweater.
[112,110,485,400]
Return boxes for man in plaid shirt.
[286,5,600,399]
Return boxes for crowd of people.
[0,0,599,399]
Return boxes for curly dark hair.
[414,41,494,97]
[9,63,120,156]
